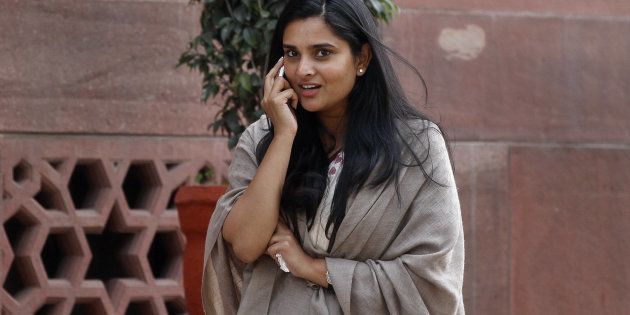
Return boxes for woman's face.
[282,17,364,118]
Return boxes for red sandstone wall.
[0,0,229,314]
[384,1,630,314]
[1,0,628,314]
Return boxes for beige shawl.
[201,116,465,314]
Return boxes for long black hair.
[256,0,448,252]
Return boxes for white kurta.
[309,151,344,252]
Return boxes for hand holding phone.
[262,58,298,136]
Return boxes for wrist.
[295,255,315,279]
[274,129,297,140]
[268,132,295,155]
[298,257,329,288]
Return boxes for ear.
[355,43,372,76]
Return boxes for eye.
[316,49,331,57]
[284,50,298,58]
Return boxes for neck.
[317,112,346,153]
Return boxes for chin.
[299,101,322,113]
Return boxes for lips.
[300,84,320,89]
[298,83,321,98]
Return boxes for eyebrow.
[282,43,337,49]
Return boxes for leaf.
[228,134,240,149]
[369,0,383,12]
[233,5,248,23]
[218,17,232,27]
[200,32,215,48]
[210,119,223,133]
[268,2,285,16]
[250,73,262,87]
[243,28,258,46]
[230,32,243,46]
[224,108,240,132]
[210,82,219,95]
[201,87,210,102]
[177,52,195,67]
[220,25,231,41]
[236,72,253,93]
[254,19,267,29]
[266,20,277,31]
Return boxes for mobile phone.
[278,66,285,78]
[277,65,295,108]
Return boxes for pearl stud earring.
[359,69,364,73]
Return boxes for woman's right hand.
[262,57,299,137]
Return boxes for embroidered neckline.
[328,151,344,175]
[327,147,343,162]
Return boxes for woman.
[202,0,465,314]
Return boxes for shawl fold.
[202,116,465,314]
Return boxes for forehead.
[282,17,348,48]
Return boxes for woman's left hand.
[266,220,313,278]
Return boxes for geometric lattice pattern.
[0,137,229,314]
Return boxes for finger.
[270,76,291,96]
[278,215,287,225]
[290,90,299,109]
[275,220,294,234]
[274,89,296,107]
[263,84,291,113]
[264,57,284,95]
[277,220,290,230]
[268,234,280,246]
[275,219,287,232]
[266,57,284,81]
[266,241,289,257]
[268,233,292,246]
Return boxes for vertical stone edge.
[452,142,511,315]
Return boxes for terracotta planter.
[175,185,226,315]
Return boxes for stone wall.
[1,138,228,314]
[384,1,630,314]
[0,0,229,314]
[1,0,629,314]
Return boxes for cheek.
[334,75,357,98]
[284,63,301,86]
[323,66,356,94]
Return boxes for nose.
[295,57,315,77]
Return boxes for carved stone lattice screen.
[0,137,229,314]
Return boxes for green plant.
[194,165,215,185]
[179,0,399,148]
